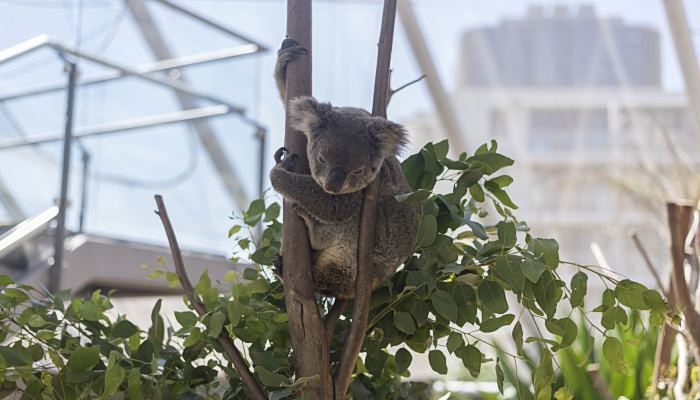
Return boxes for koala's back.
[303,157,418,298]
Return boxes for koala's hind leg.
[274,39,308,101]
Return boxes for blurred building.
[406,5,699,284]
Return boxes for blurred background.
[0,0,699,396]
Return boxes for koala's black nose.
[325,168,346,193]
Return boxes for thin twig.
[631,232,666,295]
[154,195,267,400]
[388,74,426,103]
[334,1,397,397]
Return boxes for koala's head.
[289,96,407,194]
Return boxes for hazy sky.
[0,0,698,252]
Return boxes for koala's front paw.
[274,147,300,172]
[278,39,308,68]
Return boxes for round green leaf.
[431,290,458,321]
[428,350,447,374]
[66,346,100,372]
[112,320,138,339]
[417,215,438,247]
[395,348,412,372]
[478,280,508,314]
[393,311,416,335]
[615,280,650,310]
[480,314,515,333]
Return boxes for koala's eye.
[352,168,365,176]
[318,156,326,165]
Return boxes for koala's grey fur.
[270,40,418,298]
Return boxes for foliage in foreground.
[0,140,672,399]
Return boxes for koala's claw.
[274,147,289,164]
[273,147,299,171]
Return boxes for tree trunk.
[282,1,333,398]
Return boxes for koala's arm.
[274,39,308,102]
[270,165,362,223]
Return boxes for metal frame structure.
[0,3,270,291]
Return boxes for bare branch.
[154,195,267,400]
[631,232,666,295]
[388,74,426,103]
[334,1,397,397]
[667,201,700,361]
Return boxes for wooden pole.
[282,1,332,398]
[334,1,398,397]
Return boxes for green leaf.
[554,386,574,400]
[469,184,485,202]
[478,280,508,314]
[165,272,180,288]
[431,290,458,321]
[458,344,482,378]
[485,183,518,209]
[569,272,588,308]
[603,336,629,374]
[512,321,524,356]
[174,311,198,328]
[643,289,669,313]
[395,189,432,203]
[497,221,517,247]
[528,238,559,268]
[183,327,201,348]
[228,302,243,327]
[521,259,546,283]
[66,346,100,372]
[601,306,628,330]
[532,271,563,319]
[417,215,438,247]
[446,332,464,354]
[434,139,449,159]
[112,320,138,338]
[0,346,30,366]
[480,314,515,333]
[602,289,616,307]
[487,175,513,188]
[467,152,514,174]
[533,350,554,400]
[127,368,143,400]
[544,317,577,349]
[395,348,412,372]
[393,311,416,335]
[228,224,242,238]
[104,363,125,396]
[457,169,485,189]
[208,311,226,337]
[264,203,281,222]
[428,350,448,374]
[255,366,288,387]
[195,271,211,297]
[615,280,650,310]
[412,301,430,327]
[0,274,13,286]
[493,256,525,292]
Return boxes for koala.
[270,39,418,298]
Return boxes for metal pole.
[662,0,700,134]
[397,1,468,153]
[78,146,90,233]
[49,61,78,293]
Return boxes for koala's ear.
[288,96,332,136]
[368,117,408,158]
